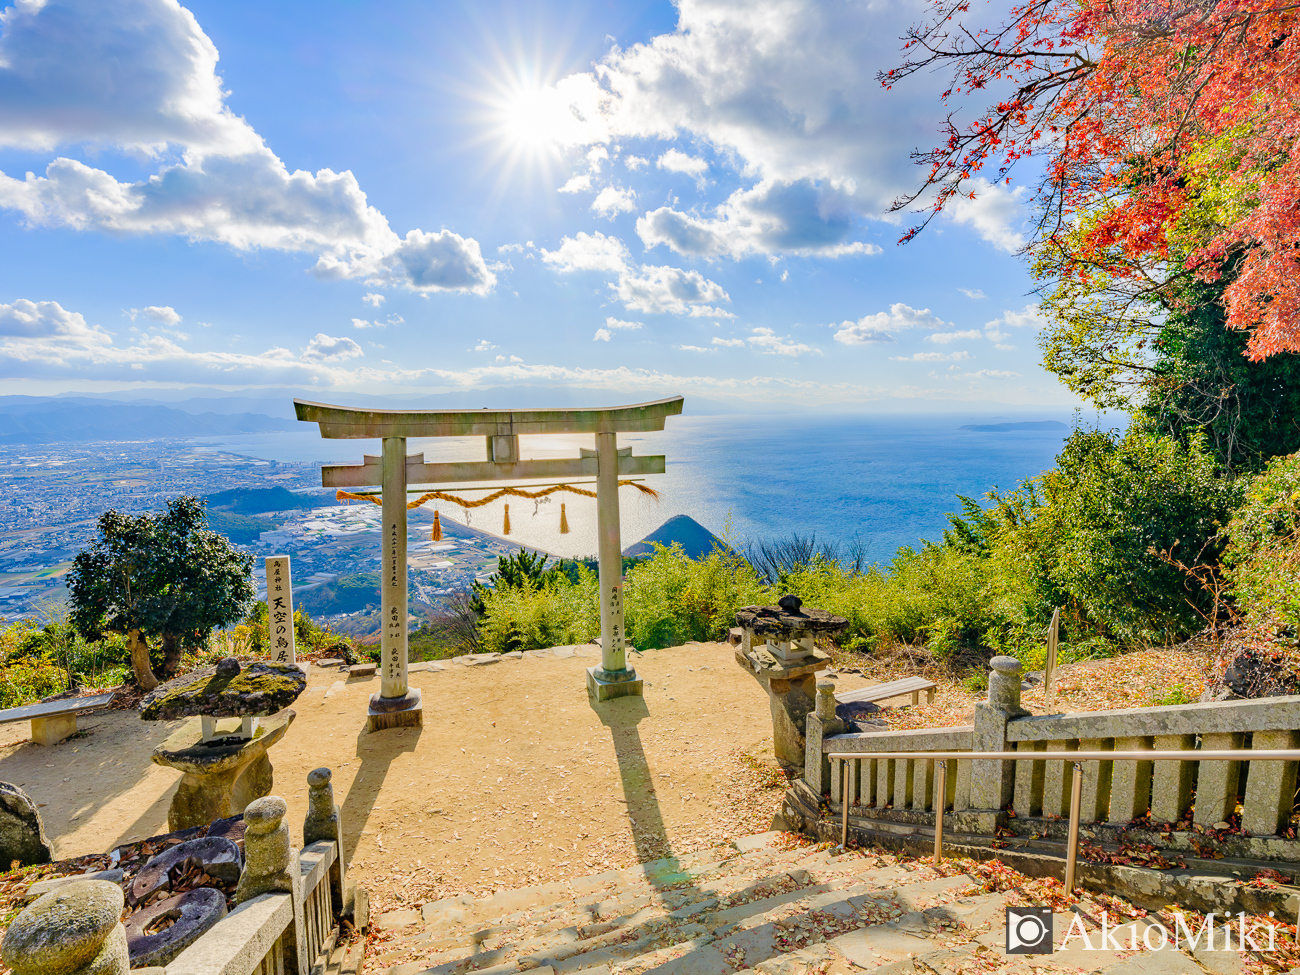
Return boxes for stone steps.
[369,833,1237,975]
[372,835,984,975]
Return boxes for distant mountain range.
[0,400,297,443]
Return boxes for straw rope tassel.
[559,502,570,534]
[503,503,511,535]
[431,510,442,541]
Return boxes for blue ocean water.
[200,412,1074,565]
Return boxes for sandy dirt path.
[0,641,873,912]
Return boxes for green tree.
[68,497,255,690]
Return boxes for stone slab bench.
[0,691,116,745]
[835,676,936,708]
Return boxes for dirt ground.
[0,642,902,913]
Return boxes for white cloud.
[594,328,612,341]
[890,351,971,361]
[0,297,1066,405]
[625,155,648,170]
[959,288,986,299]
[542,233,733,317]
[604,317,643,330]
[509,355,523,362]
[832,303,950,345]
[747,327,817,357]
[927,329,984,344]
[986,303,1049,330]
[712,336,745,347]
[127,305,182,325]
[301,333,363,363]
[540,231,630,274]
[591,186,637,218]
[0,0,493,294]
[638,179,880,260]
[474,339,497,352]
[351,318,372,329]
[945,180,1029,253]
[950,368,1021,379]
[559,174,593,194]
[362,293,385,306]
[677,344,713,352]
[0,298,111,346]
[586,146,609,173]
[614,264,732,317]
[657,149,709,189]
[529,0,1026,257]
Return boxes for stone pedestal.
[586,666,645,702]
[736,644,831,767]
[366,689,422,732]
[151,711,295,831]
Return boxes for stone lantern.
[733,595,849,767]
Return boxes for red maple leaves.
[887,0,1300,357]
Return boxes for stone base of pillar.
[586,666,644,702]
[366,688,423,732]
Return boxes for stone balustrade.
[794,657,1300,865]
[1,771,350,975]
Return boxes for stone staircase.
[365,833,1231,975]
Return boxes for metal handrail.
[826,748,1300,895]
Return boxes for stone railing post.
[1,879,129,975]
[966,656,1027,833]
[304,767,346,913]
[237,795,306,974]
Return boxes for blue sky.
[0,0,1076,411]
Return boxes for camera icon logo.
[1005,906,1053,954]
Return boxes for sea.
[197,412,1079,566]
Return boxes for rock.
[777,594,803,614]
[0,784,52,868]
[2,879,127,975]
[348,663,376,678]
[124,888,227,968]
[26,870,124,902]
[129,836,242,905]
[139,660,306,721]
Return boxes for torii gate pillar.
[588,431,643,701]
[370,435,422,730]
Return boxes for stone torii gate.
[295,396,684,731]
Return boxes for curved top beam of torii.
[293,395,684,439]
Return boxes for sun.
[497,85,563,152]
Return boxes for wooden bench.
[835,675,936,708]
[0,692,116,746]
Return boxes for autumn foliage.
[886,0,1300,358]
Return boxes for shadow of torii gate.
[294,396,685,730]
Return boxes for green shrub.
[476,564,600,653]
[623,544,770,649]
[1029,427,1238,644]
[1223,452,1300,628]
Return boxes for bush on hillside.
[1031,427,1239,643]
[622,544,770,648]
[1223,452,1300,629]
[476,563,600,654]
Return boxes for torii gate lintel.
[295,396,684,729]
